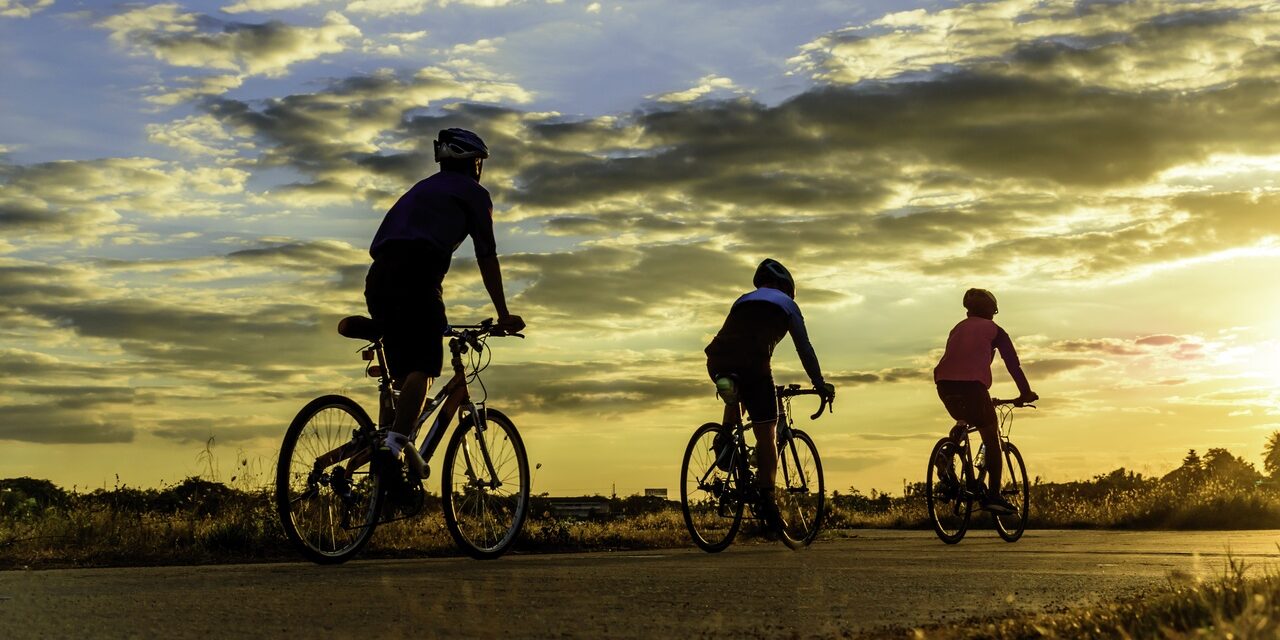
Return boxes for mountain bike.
[680,383,831,552]
[275,316,529,563]
[925,398,1033,544]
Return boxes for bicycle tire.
[994,442,1030,542]
[441,408,530,560]
[926,437,971,544]
[777,429,824,549]
[275,395,384,565]
[680,422,744,553]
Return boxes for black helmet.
[753,258,795,299]
[434,128,489,162]
[963,288,998,316]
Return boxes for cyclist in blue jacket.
[705,259,835,531]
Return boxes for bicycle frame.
[949,402,1018,502]
[310,325,504,489]
[698,385,820,506]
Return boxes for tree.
[1202,448,1263,489]
[1264,431,1280,480]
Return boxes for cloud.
[0,0,52,18]
[0,157,250,249]
[790,0,1279,92]
[649,74,744,104]
[97,5,361,91]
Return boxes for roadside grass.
[898,556,1280,639]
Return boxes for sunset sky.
[2,0,1279,497]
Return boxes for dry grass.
[896,556,1280,639]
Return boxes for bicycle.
[274,316,530,564]
[925,397,1033,544]
[680,382,831,552]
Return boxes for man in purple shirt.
[365,128,524,459]
[933,288,1038,514]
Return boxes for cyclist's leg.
[366,263,446,447]
[739,373,779,488]
[973,394,1002,499]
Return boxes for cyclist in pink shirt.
[933,289,1038,514]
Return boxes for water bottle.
[975,443,986,469]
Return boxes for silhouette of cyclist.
[705,259,835,532]
[933,288,1037,515]
[363,128,524,463]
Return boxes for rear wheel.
[994,442,1030,542]
[275,395,383,564]
[442,408,529,559]
[777,429,824,548]
[926,437,971,544]
[681,422,745,553]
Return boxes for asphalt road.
[2,529,1278,639]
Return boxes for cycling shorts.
[365,243,450,381]
[707,363,777,424]
[936,380,997,434]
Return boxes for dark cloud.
[0,403,135,444]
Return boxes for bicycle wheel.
[681,422,745,553]
[442,408,530,560]
[926,437,971,544]
[275,395,383,564]
[994,442,1030,542]
[777,429,824,548]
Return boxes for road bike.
[275,316,529,564]
[680,382,831,552]
[925,398,1033,544]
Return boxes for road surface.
[2,530,1278,638]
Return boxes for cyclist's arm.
[477,254,512,318]
[994,327,1033,397]
[787,308,825,388]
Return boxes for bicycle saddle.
[337,315,381,341]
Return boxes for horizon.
[3,0,1280,497]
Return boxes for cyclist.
[704,258,835,531]
[363,128,524,467]
[933,288,1037,515]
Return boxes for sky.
[2,0,1279,496]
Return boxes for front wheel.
[994,442,1030,542]
[441,408,530,559]
[275,395,383,564]
[777,429,824,548]
[681,422,745,553]
[926,437,971,544]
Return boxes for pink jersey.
[933,316,1031,394]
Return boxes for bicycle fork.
[459,403,504,490]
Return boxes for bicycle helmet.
[963,288,998,317]
[434,128,489,162]
[753,258,796,299]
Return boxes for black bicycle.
[681,383,831,552]
[275,317,529,563]
[925,398,1033,544]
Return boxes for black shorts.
[365,245,450,381]
[936,380,997,433]
[707,362,777,424]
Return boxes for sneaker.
[712,430,733,472]
[982,494,1016,515]
[933,450,960,487]
[754,486,786,539]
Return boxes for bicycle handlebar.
[993,398,1036,409]
[776,386,834,420]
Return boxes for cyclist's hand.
[818,382,836,403]
[1017,391,1039,406]
[497,313,525,333]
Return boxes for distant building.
[644,488,667,498]
[542,496,611,519]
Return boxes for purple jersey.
[370,171,497,263]
[933,316,1032,395]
